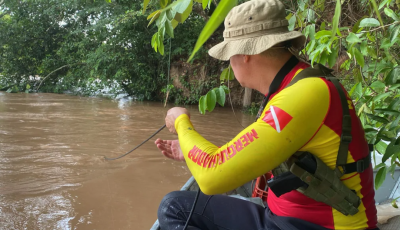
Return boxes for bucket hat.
[209,0,306,61]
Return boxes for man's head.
[229,46,292,91]
[208,0,305,61]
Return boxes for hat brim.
[208,31,306,61]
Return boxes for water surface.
[0,92,254,229]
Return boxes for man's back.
[266,63,377,229]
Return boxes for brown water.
[0,92,254,230]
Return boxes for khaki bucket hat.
[209,0,306,61]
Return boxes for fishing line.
[104,124,166,161]
[183,66,246,230]
[164,38,172,107]
[183,188,201,230]
[227,65,245,129]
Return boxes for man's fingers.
[162,150,174,160]
[157,143,173,155]
[155,139,181,161]
[156,143,168,151]
[155,138,162,143]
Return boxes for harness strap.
[285,64,355,177]
[326,76,352,177]
[342,153,371,174]
[285,64,333,88]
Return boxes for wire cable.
[183,188,201,230]
[104,124,166,161]
[164,38,172,107]
[227,65,245,129]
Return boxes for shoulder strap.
[327,76,352,177]
[284,64,352,177]
[284,63,333,89]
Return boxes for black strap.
[255,55,299,120]
[341,144,373,174]
[285,64,333,88]
[328,77,352,171]
[284,63,357,176]
[342,153,371,174]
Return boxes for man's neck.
[250,53,294,95]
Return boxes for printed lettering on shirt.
[227,145,236,158]
[234,139,244,151]
[188,129,259,168]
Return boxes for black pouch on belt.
[267,153,317,197]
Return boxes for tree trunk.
[243,87,252,107]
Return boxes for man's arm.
[176,78,330,195]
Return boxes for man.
[155,0,378,229]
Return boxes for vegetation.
[0,0,217,101]
[1,0,400,190]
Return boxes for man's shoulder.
[266,76,330,119]
[282,76,331,98]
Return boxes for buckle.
[341,134,352,143]
[356,160,365,173]
[368,144,374,152]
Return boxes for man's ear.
[243,55,250,63]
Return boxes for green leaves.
[385,67,400,85]
[353,48,365,67]
[202,0,211,10]
[315,30,332,39]
[143,0,151,13]
[369,0,384,28]
[376,141,387,155]
[219,66,235,82]
[373,92,391,102]
[216,87,226,106]
[375,166,387,190]
[148,10,161,26]
[188,0,238,61]
[146,0,194,55]
[198,86,229,114]
[165,20,174,38]
[288,14,296,31]
[206,89,217,112]
[174,0,193,22]
[370,80,386,90]
[328,47,338,68]
[199,95,207,114]
[391,198,399,208]
[366,113,390,124]
[384,8,400,21]
[174,0,192,13]
[382,143,400,162]
[390,25,400,43]
[160,0,169,9]
[359,18,380,27]
[330,0,341,42]
[25,84,31,93]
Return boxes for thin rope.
[104,125,166,161]
[164,38,172,107]
[227,65,245,129]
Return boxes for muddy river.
[0,92,254,230]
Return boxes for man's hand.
[165,107,190,134]
[155,138,185,162]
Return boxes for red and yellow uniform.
[175,62,377,229]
